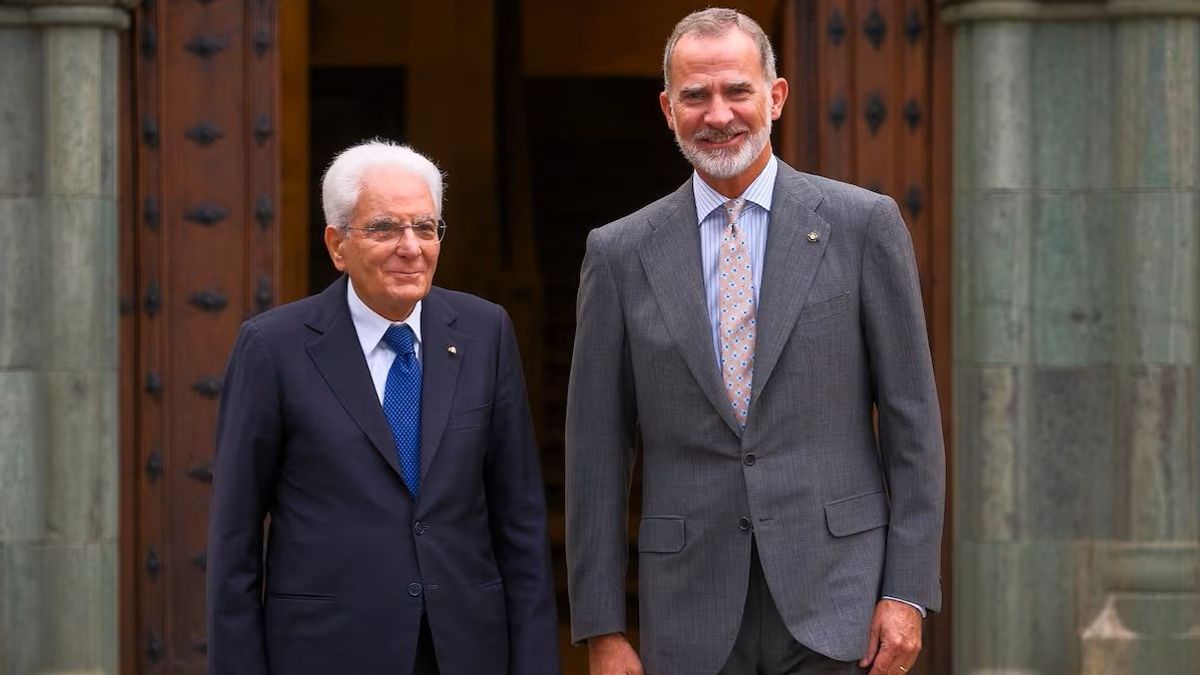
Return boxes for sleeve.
[564,229,639,642]
[484,307,561,675]
[206,321,282,674]
[860,196,946,612]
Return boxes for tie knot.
[724,198,746,226]
[382,323,416,356]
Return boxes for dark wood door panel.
[123,1,280,672]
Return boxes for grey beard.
[675,122,772,180]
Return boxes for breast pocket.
[445,402,492,432]
[797,291,850,325]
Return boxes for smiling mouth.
[697,130,747,147]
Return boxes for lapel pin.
[446,345,458,357]
[807,231,820,243]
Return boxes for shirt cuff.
[882,596,927,618]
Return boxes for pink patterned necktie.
[718,198,755,427]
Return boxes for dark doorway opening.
[525,75,691,629]
[308,66,408,294]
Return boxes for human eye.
[366,221,400,240]
[412,219,441,240]
[726,84,753,99]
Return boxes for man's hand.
[858,599,922,675]
[588,633,643,675]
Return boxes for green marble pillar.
[944,1,1200,673]
[0,3,132,674]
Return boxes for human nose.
[704,95,735,128]
[391,227,422,256]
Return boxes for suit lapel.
[417,288,463,484]
[640,180,744,437]
[304,277,405,481]
[750,165,830,411]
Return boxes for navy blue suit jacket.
[207,277,559,675]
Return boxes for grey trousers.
[717,542,867,675]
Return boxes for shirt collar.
[692,155,778,225]
[346,278,423,355]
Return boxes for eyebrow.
[365,214,435,226]
[364,217,399,228]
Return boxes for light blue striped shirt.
[693,155,778,366]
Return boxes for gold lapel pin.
[807,231,820,243]
[446,345,458,356]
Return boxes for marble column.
[0,2,133,674]
[944,1,1200,673]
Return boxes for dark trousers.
[413,614,440,675]
[718,542,867,675]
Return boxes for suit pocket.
[264,592,349,673]
[445,401,492,432]
[267,591,336,602]
[797,291,850,324]
[638,516,685,553]
[824,490,889,537]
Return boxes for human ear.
[659,90,676,130]
[324,226,348,272]
[770,78,789,120]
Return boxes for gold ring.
[898,667,908,673]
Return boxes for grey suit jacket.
[565,161,944,675]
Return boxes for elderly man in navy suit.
[207,140,559,675]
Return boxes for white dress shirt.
[346,280,423,404]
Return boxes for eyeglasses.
[345,218,447,244]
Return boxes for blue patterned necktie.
[382,324,422,497]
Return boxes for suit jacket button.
[407,582,423,597]
[738,517,752,531]
[743,453,756,466]
[414,521,426,535]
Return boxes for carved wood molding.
[941,0,1200,22]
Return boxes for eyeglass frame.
[342,217,447,245]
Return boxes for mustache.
[693,124,750,143]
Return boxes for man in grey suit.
[565,8,944,675]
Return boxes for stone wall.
[0,2,133,674]
[946,1,1200,673]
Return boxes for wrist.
[588,633,626,648]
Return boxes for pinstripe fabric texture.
[566,160,945,674]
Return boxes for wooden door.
[779,1,954,673]
[119,1,281,672]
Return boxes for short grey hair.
[321,138,445,230]
[662,8,777,93]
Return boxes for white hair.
[321,138,445,230]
